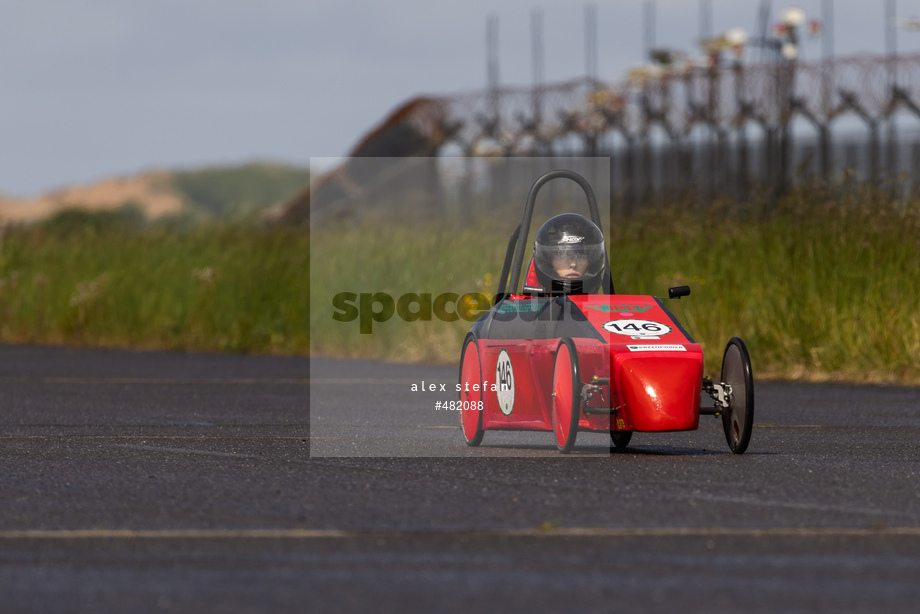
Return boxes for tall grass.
[610,191,920,382]
[3,188,918,384]
[312,188,920,384]
[0,213,310,353]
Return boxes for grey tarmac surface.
[2,346,920,612]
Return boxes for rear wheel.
[551,338,581,454]
[721,337,754,454]
[458,335,484,446]
[610,430,632,449]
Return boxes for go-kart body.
[466,293,702,434]
[458,169,753,454]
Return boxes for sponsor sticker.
[602,319,672,337]
[495,349,515,416]
[497,301,544,314]
[626,344,686,352]
[587,304,651,313]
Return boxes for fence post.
[707,62,719,203]
[733,61,750,202]
[893,87,920,197]
[625,137,636,214]
[819,123,831,184]
[736,124,749,202]
[760,120,776,209]
[886,83,898,191]
[912,142,920,196]
[839,90,879,185]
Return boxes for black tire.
[721,336,754,454]
[610,430,633,449]
[551,338,581,454]
[458,334,484,447]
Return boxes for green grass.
[3,187,919,385]
[609,194,920,383]
[311,188,920,384]
[0,215,310,353]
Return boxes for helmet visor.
[535,241,606,283]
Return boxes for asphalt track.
[2,346,920,612]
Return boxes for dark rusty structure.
[280,97,455,226]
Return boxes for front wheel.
[720,337,754,454]
[551,338,581,454]
[458,334,484,446]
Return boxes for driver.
[533,213,607,295]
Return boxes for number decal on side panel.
[602,319,672,337]
[495,349,515,416]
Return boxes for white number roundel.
[602,319,672,337]
[495,349,515,416]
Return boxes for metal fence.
[436,53,920,209]
[299,54,920,226]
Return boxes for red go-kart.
[458,170,754,454]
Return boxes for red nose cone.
[619,357,702,432]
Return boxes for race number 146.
[602,319,672,337]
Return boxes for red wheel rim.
[552,343,574,449]
[459,339,483,442]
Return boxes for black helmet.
[533,213,607,295]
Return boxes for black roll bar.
[496,169,612,298]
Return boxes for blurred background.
[1,1,919,383]
[2,1,919,200]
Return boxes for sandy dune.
[0,172,184,223]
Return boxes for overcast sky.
[0,0,915,196]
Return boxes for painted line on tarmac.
[0,377,420,385]
[0,377,309,385]
[2,527,920,540]
[0,436,308,440]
